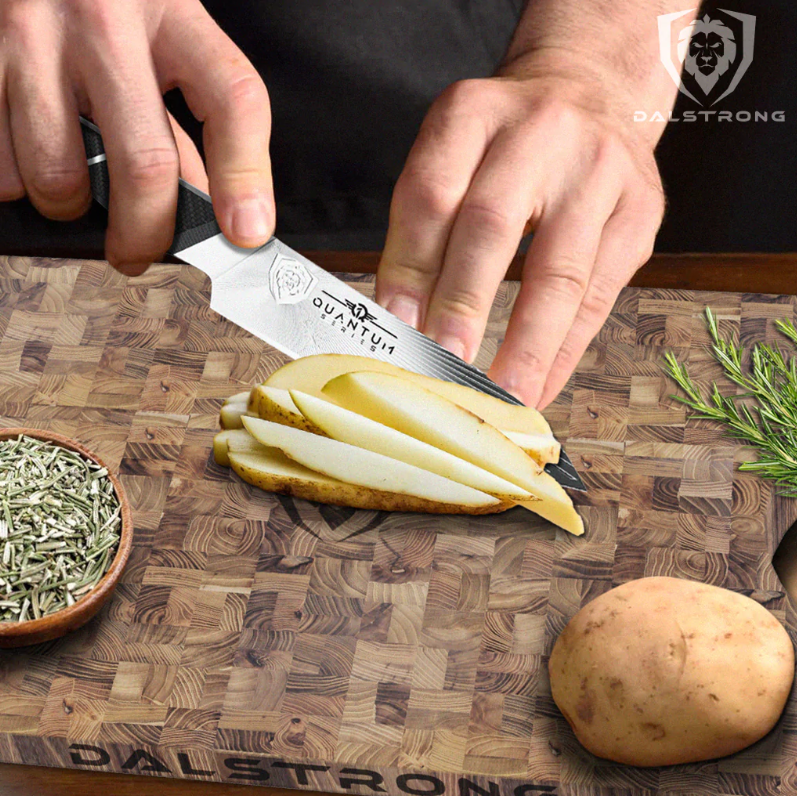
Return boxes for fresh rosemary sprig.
[663,308,797,495]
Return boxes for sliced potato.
[242,416,503,511]
[324,371,583,535]
[290,389,532,501]
[249,385,327,435]
[513,488,584,536]
[323,372,544,488]
[229,449,505,514]
[503,430,561,467]
[264,353,554,439]
[224,391,251,407]
[261,358,558,464]
[220,402,248,430]
[213,428,266,466]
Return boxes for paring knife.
[79,117,585,491]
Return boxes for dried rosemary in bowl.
[0,435,122,622]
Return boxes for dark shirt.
[186,0,525,249]
[0,0,794,256]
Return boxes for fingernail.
[386,296,420,328]
[232,197,271,245]
[437,334,467,360]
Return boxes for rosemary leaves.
[0,435,121,622]
[663,308,797,495]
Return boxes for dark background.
[0,0,793,258]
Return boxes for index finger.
[156,7,274,249]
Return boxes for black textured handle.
[79,117,221,254]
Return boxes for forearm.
[500,0,700,141]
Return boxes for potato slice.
[324,371,583,536]
[290,389,532,501]
[229,449,505,515]
[213,428,266,466]
[503,430,561,467]
[323,371,544,487]
[512,489,583,536]
[242,416,502,511]
[249,370,561,466]
[223,391,251,407]
[220,402,248,430]
[248,385,326,435]
[264,353,555,441]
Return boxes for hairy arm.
[377,0,698,407]
[502,0,695,139]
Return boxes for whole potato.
[549,577,794,767]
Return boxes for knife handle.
[79,116,222,254]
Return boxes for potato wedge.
[213,428,266,466]
[323,372,544,488]
[290,389,532,501]
[512,489,584,536]
[220,402,248,430]
[324,371,583,535]
[503,430,561,467]
[258,364,557,464]
[242,416,503,511]
[229,449,505,514]
[264,353,557,446]
[224,391,251,406]
[248,385,327,435]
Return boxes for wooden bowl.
[0,428,133,648]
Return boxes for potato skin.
[549,577,794,767]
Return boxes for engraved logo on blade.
[269,255,317,305]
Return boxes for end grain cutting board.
[0,256,796,796]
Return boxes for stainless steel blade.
[77,116,584,490]
[178,233,586,491]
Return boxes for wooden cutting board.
[0,256,796,796]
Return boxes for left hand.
[375,56,665,409]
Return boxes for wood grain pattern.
[1,255,797,796]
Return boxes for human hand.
[0,0,273,275]
[376,55,666,409]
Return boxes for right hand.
[0,0,274,275]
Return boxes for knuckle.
[121,145,180,192]
[591,134,626,172]
[382,255,438,284]
[580,273,627,319]
[28,163,86,203]
[511,346,547,377]
[436,79,485,115]
[394,168,460,222]
[2,2,39,43]
[436,289,487,322]
[539,261,591,301]
[538,97,582,136]
[225,73,269,112]
[68,0,117,34]
[458,200,517,241]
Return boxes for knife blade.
[79,117,585,491]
